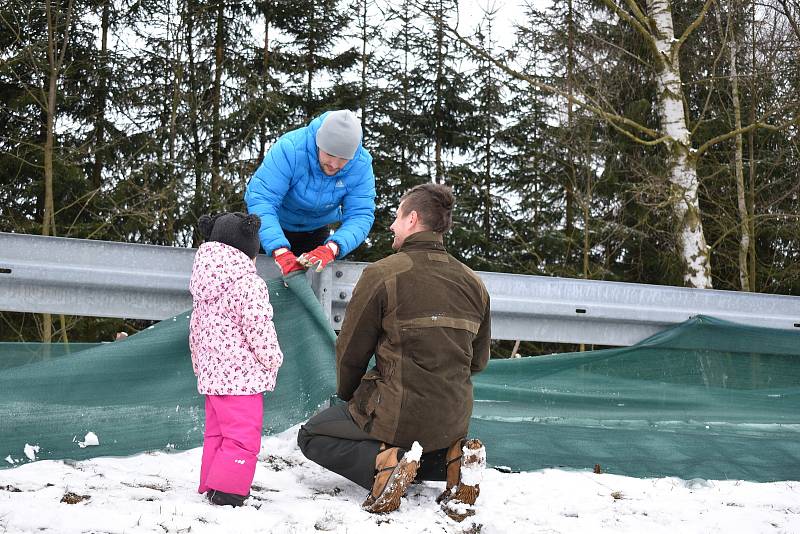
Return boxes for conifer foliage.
[0,0,798,341]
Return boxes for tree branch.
[674,0,717,61]
[600,0,662,61]
[692,0,730,136]
[695,113,800,156]
[622,0,652,28]
[56,0,76,70]
[778,0,800,42]
[422,5,666,143]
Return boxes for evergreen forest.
[1,0,799,343]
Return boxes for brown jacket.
[336,231,491,451]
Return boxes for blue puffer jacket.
[245,112,376,258]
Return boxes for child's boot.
[206,489,248,507]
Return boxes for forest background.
[1,0,798,349]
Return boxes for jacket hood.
[190,242,257,301]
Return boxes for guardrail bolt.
[334,315,342,323]
[339,292,347,299]
[336,271,343,278]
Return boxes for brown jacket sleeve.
[336,265,387,401]
[470,294,491,374]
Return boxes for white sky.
[458,0,551,49]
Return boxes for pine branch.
[421,5,665,143]
[600,0,661,60]
[690,1,730,137]
[0,12,47,110]
[674,0,716,61]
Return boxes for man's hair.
[400,183,455,233]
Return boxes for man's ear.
[408,209,418,227]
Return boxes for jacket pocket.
[352,369,381,417]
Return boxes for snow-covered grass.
[1,426,799,533]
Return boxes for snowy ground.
[1,426,799,533]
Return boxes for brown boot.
[362,443,420,514]
[436,438,485,521]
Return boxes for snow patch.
[460,443,486,487]
[78,432,99,448]
[4,455,14,464]
[23,444,39,461]
[0,426,799,533]
[405,441,423,462]
[443,498,473,515]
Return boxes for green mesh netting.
[0,272,335,466]
[2,275,799,482]
[472,316,800,481]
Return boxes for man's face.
[318,149,349,176]
[389,201,416,250]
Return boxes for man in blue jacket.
[245,110,376,276]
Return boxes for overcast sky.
[458,0,550,49]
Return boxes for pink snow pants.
[198,393,263,496]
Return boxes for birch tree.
[437,0,799,288]
[641,0,713,287]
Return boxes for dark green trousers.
[297,404,448,490]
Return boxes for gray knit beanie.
[198,212,261,258]
[315,110,362,160]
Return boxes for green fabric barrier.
[0,272,335,465]
[471,316,800,481]
[2,274,799,482]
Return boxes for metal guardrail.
[1,232,799,345]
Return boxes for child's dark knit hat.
[198,212,261,258]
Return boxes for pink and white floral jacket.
[189,242,284,395]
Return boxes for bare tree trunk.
[186,0,205,246]
[583,171,591,279]
[164,1,185,245]
[715,1,750,290]
[747,0,757,289]
[258,0,272,162]
[565,0,576,263]
[169,1,185,165]
[360,0,369,138]
[305,3,315,121]
[647,0,713,288]
[91,0,110,189]
[433,0,444,183]
[401,1,410,178]
[728,3,750,291]
[42,0,74,343]
[483,18,493,243]
[211,0,224,209]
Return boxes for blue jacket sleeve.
[245,138,295,255]
[328,164,376,258]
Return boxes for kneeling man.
[298,183,491,518]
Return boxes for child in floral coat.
[189,212,284,507]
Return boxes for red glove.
[273,248,305,276]
[298,243,337,272]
